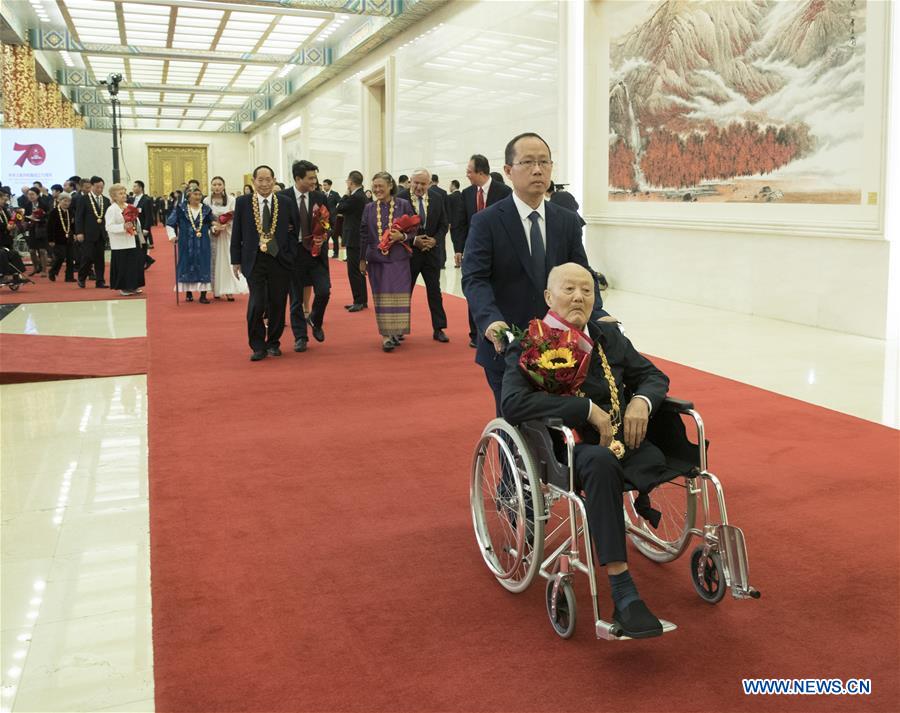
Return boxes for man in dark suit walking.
[130,180,155,269]
[398,169,450,343]
[280,160,330,352]
[335,170,367,312]
[74,176,110,288]
[447,179,462,268]
[452,154,512,347]
[462,133,606,415]
[321,179,341,258]
[231,165,299,361]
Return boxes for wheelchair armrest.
[659,396,695,413]
[542,417,564,427]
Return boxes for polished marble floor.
[0,302,146,340]
[1,274,897,712]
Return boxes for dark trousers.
[290,256,331,340]
[484,363,504,417]
[50,242,75,280]
[330,231,340,257]
[468,309,477,341]
[78,240,105,284]
[573,444,628,565]
[247,251,290,352]
[346,244,367,306]
[409,249,447,331]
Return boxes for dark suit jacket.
[74,193,111,243]
[447,190,462,228]
[462,194,604,370]
[324,189,340,215]
[550,191,580,213]
[397,187,449,266]
[335,187,366,248]
[130,194,152,235]
[16,194,29,209]
[451,179,512,254]
[279,187,328,266]
[47,207,74,244]
[230,192,298,276]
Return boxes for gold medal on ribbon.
[260,242,268,253]
[97,218,102,224]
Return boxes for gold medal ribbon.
[596,342,626,459]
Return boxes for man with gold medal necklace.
[73,175,110,289]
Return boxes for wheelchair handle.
[659,396,694,413]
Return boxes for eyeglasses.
[512,160,553,170]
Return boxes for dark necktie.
[528,211,546,284]
[418,196,426,234]
[262,197,272,232]
[299,193,309,236]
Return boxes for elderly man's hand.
[623,398,650,449]
[485,320,510,353]
[588,402,614,447]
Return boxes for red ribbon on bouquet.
[29,208,45,221]
[217,211,234,225]
[303,204,331,257]
[378,213,420,255]
[122,204,139,235]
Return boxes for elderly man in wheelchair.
[470,263,758,641]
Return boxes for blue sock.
[609,570,641,610]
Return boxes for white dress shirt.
[510,191,546,252]
[476,176,492,208]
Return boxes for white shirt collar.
[256,192,274,210]
[478,176,491,197]
[511,191,546,222]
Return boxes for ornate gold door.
[147,145,209,196]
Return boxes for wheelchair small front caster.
[545,577,577,638]
[690,545,726,604]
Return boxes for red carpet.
[0,333,146,384]
[145,227,899,712]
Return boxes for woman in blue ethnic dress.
[166,186,213,303]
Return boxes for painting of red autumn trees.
[608,0,865,204]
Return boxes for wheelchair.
[470,397,759,640]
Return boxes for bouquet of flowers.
[217,211,234,225]
[304,204,330,257]
[378,213,420,255]
[515,315,593,397]
[7,208,25,231]
[122,204,139,235]
[29,208,45,222]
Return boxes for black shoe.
[382,340,395,352]
[65,277,76,283]
[396,334,405,341]
[344,304,354,310]
[199,296,210,304]
[469,339,477,348]
[48,272,57,282]
[390,335,401,346]
[433,330,449,343]
[312,325,325,342]
[185,292,194,302]
[95,281,107,288]
[267,346,282,357]
[144,257,155,270]
[250,350,267,361]
[294,338,308,352]
[77,279,86,288]
[347,304,365,312]
[611,600,663,639]
[226,296,235,302]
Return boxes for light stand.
[100,73,123,184]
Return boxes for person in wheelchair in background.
[500,263,676,639]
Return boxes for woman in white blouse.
[106,183,145,296]
[204,176,247,301]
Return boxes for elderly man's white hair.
[410,168,430,179]
[547,262,593,291]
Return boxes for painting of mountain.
[608,0,865,204]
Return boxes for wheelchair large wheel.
[471,418,545,593]
[624,477,696,563]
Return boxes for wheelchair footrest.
[596,618,677,640]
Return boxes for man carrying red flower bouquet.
[280,160,331,352]
[501,263,674,640]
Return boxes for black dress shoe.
[250,350,267,361]
[199,296,211,304]
[185,292,194,302]
[77,279,86,288]
[347,304,365,312]
[433,330,449,343]
[294,338,308,352]
[48,272,57,282]
[344,304,354,310]
[469,339,477,348]
[267,346,282,356]
[611,600,663,639]
[312,325,324,342]
[95,281,107,288]
[144,256,155,270]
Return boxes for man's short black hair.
[547,181,556,193]
[51,184,63,192]
[431,174,439,183]
[69,175,81,184]
[187,178,199,186]
[348,170,363,187]
[504,132,552,166]
[398,174,409,183]
[469,154,490,175]
[252,165,275,179]
[292,160,318,180]
[90,175,105,185]
[322,179,332,186]
[32,181,43,187]
[450,179,460,190]
[134,180,145,190]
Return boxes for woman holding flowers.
[167,186,213,303]
[359,171,417,352]
[106,183,145,296]
[205,176,247,301]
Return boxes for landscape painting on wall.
[608,0,866,204]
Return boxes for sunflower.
[536,348,576,370]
